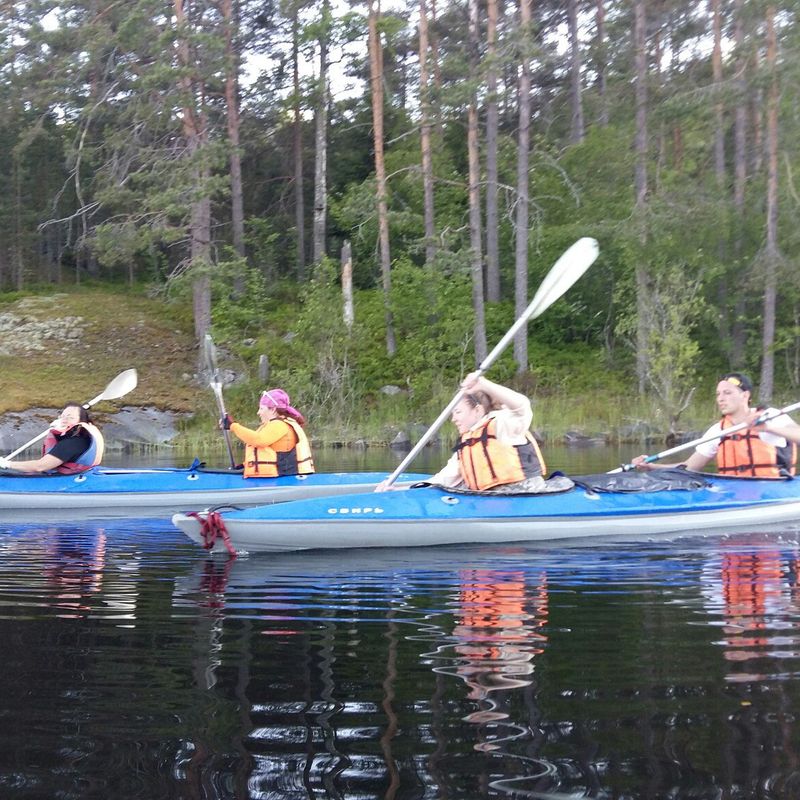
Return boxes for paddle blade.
[84,368,138,408]
[203,334,219,381]
[100,368,138,400]
[526,237,599,321]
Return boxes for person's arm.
[426,452,464,489]
[632,450,713,472]
[0,453,65,473]
[230,419,289,448]
[375,452,464,492]
[462,373,528,413]
[462,372,533,436]
[752,410,800,444]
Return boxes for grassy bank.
[3,283,786,451]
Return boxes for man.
[635,373,800,476]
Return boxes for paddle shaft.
[204,335,237,468]
[383,238,599,487]
[4,368,138,460]
[614,400,800,472]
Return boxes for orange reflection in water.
[719,550,787,661]
[444,568,548,740]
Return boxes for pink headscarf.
[260,388,305,425]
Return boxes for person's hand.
[0,457,12,470]
[631,455,653,470]
[220,414,234,430]
[460,371,483,394]
[746,409,769,431]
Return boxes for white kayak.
[172,470,800,553]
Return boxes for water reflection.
[701,538,800,682]
[3,512,800,797]
[435,569,546,722]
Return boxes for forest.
[0,0,798,435]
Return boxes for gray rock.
[380,385,404,396]
[99,407,191,450]
[409,422,440,446]
[0,406,192,456]
[390,430,411,450]
[563,430,607,447]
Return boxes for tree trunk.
[514,0,532,374]
[484,0,500,301]
[568,0,585,144]
[468,0,487,364]
[595,0,608,126]
[418,0,436,266]
[759,4,779,403]
[368,0,396,356]
[312,0,329,265]
[174,0,212,346]
[341,240,354,329]
[292,8,305,280]
[429,0,442,123]
[222,0,246,296]
[711,0,731,351]
[633,0,649,394]
[731,0,748,363]
[711,0,725,186]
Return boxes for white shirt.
[695,408,793,458]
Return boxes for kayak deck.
[0,466,429,514]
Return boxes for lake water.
[2,446,800,799]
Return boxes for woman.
[0,403,104,474]
[223,388,315,478]
[378,371,550,493]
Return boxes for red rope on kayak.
[187,510,237,557]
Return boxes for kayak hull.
[0,467,428,515]
[172,476,800,553]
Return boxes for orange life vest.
[243,417,315,479]
[717,414,796,478]
[454,415,545,491]
[42,422,105,475]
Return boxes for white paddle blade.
[478,237,599,373]
[204,334,219,378]
[527,237,599,322]
[100,368,138,401]
[84,368,138,407]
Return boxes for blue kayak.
[0,464,429,516]
[172,471,800,553]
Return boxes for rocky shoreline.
[0,407,192,456]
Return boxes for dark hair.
[63,403,91,423]
[463,391,495,413]
[720,373,753,393]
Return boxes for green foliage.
[210,258,271,338]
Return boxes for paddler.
[221,387,315,478]
[0,403,104,474]
[377,371,552,493]
[633,372,800,477]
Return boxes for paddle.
[612,400,800,473]
[382,237,600,488]
[3,368,139,460]
[204,334,237,469]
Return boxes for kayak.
[171,470,800,553]
[0,463,429,515]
